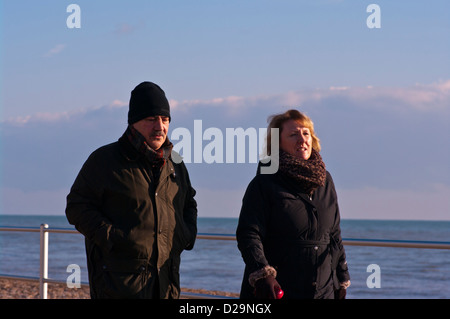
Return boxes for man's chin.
[147,140,165,151]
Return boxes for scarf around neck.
[278,148,327,195]
[125,125,173,168]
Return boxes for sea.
[0,215,449,299]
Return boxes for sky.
[0,0,449,220]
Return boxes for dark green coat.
[66,133,197,299]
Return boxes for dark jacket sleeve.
[328,174,350,285]
[180,161,198,251]
[236,177,271,274]
[65,150,120,250]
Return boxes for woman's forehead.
[282,119,311,131]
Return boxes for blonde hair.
[265,109,321,155]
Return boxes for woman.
[236,109,350,299]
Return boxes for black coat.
[66,133,197,299]
[236,168,350,299]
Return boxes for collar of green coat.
[121,125,173,168]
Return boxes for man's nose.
[154,117,163,129]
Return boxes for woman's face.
[280,119,312,160]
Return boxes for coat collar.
[118,132,176,183]
[275,170,317,207]
[118,132,141,162]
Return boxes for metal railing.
[1,224,450,299]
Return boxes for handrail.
[0,226,77,234]
[1,224,450,299]
[197,232,450,250]
[342,237,450,250]
[3,225,449,249]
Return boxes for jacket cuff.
[249,265,277,287]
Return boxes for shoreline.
[0,278,239,299]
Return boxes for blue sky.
[1,1,449,220]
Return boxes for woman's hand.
[254,275,282,299]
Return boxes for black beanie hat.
[128,81,171,124]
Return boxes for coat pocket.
[98,258,152,298]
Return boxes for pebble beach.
[0,278,239,299]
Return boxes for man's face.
[132,116,169,150]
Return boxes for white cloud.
[3,110,76,126]
[169,99,179,109]
[167,80,450,114]
[329,86,350,91]
[1,100,127,126]
[435,80,450,92]
[113,21,145,35]
[1,80,449,219]
[109,99,127,108]
[43,44,66,58]
[4,80,449,126]
[343,80,450,112]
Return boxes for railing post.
[39,224,49,299]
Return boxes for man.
[66,81,198,299]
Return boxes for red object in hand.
[275,287,284,299]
